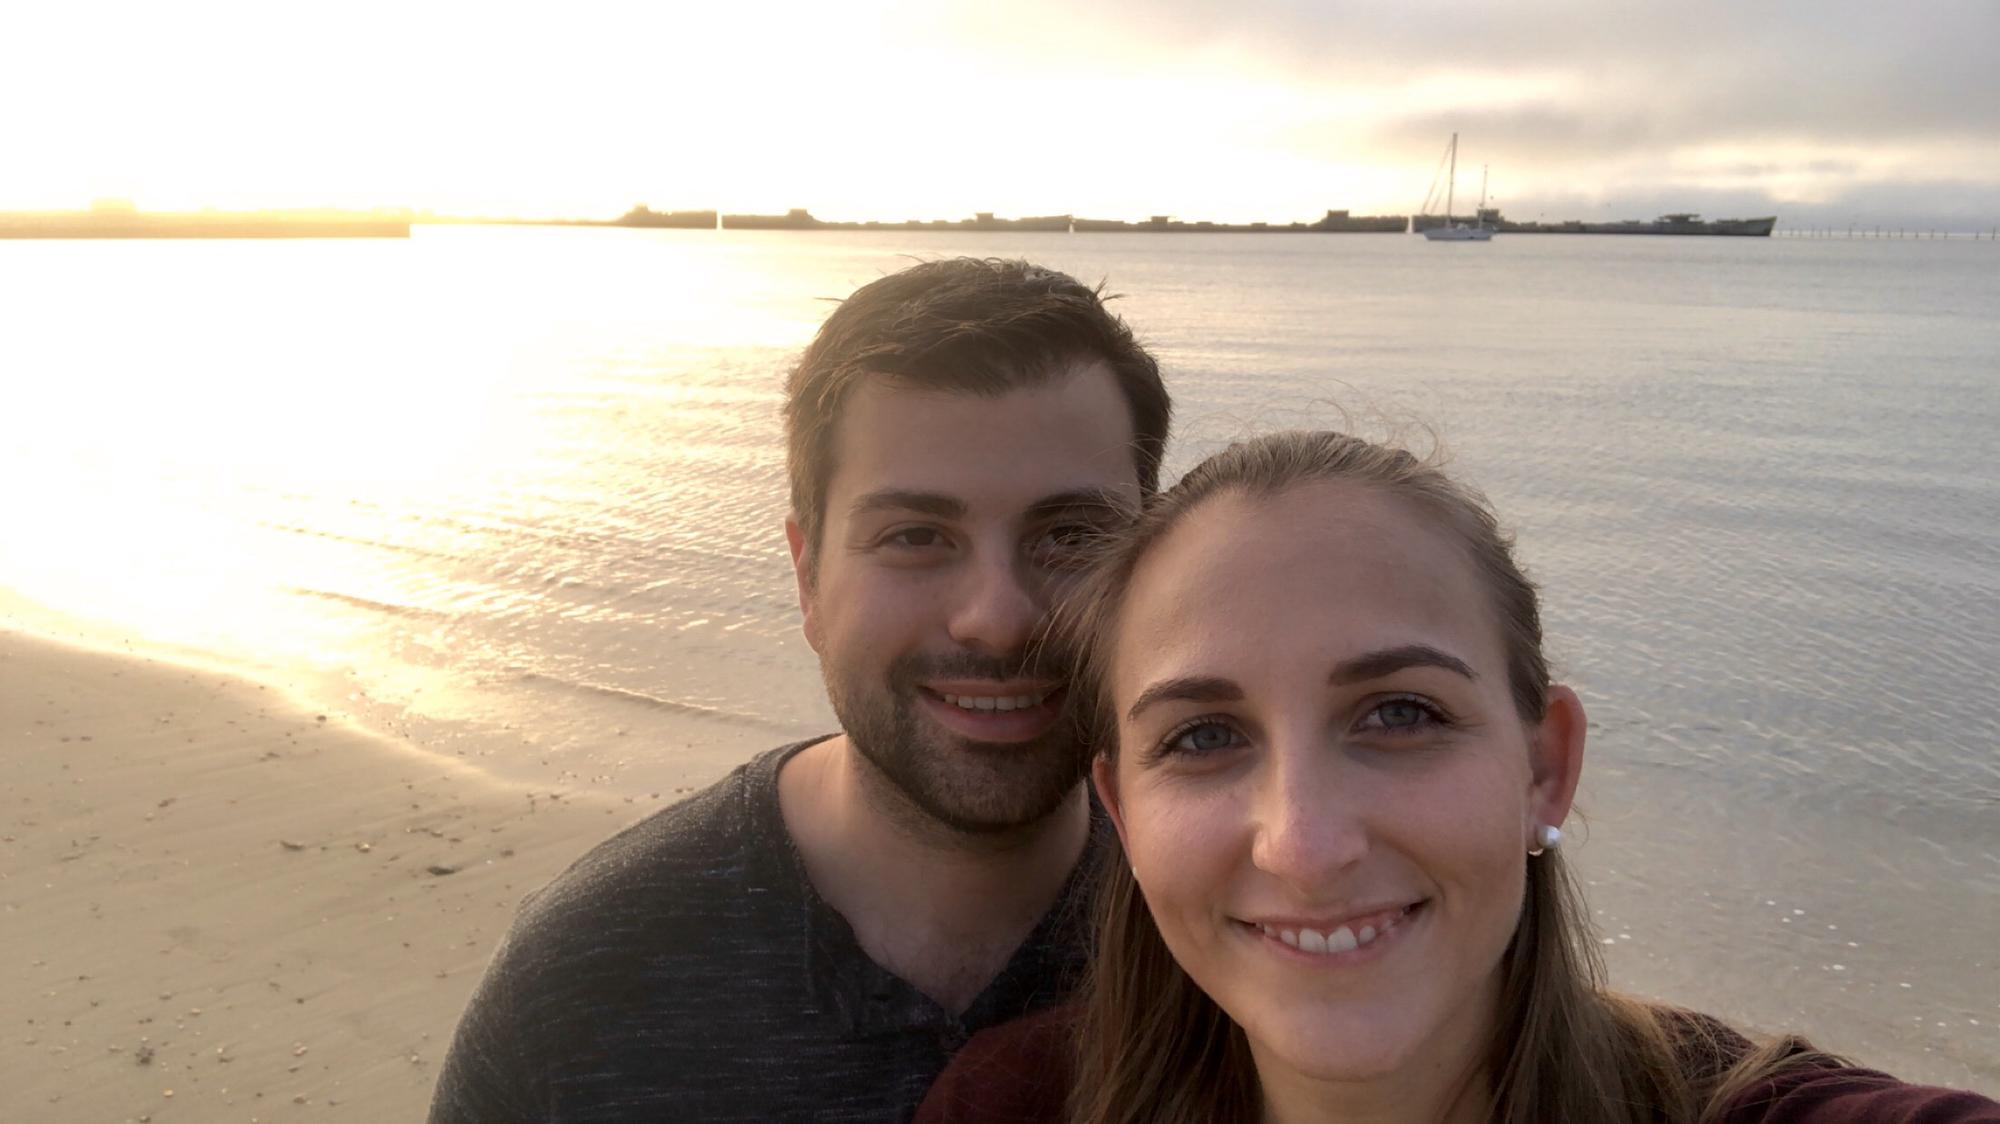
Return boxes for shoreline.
[2,626,1993,1119]
[0,629,637,1121]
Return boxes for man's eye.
[886,527,944,549]
[1031,523,1101,567]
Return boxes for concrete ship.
[614,206,717,229]
[721,208,828,230]
[1414,209,1775,236]
[1310,209,1408,232]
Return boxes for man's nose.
[945,550,1045,657]
[1249,744,1368,891]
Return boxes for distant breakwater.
[580,206,1788,237]
[604,207,1409,234]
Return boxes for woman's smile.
[1237,899,1427,964]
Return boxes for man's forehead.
[824,363,1142,516]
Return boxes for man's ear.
[1528,684,1587,838]
[1091,754,1131,853]
[784,517,821,653]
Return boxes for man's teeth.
[939,691,1049,712]
[1258,913,1401,956]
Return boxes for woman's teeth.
[939,691,1048,712]
[1256,909,1409,955]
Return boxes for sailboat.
[1420,133,1494,242]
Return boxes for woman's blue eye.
[1378,700,1425,728]
[1365,698,1442,732]
[1168,722,1241,755]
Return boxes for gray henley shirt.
[429,738,1097,1123]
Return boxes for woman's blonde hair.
[1056,430,1831,1124]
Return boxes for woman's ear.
[1092,754,1132,853]
[1529,684,1587,833]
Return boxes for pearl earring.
[1529,824,1562,856]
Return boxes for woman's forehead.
[1110,482,1495,683]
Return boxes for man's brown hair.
[783,258,1170,561]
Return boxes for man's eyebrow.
[848,490,966,520]
[1028,488,1139,521]
[1330,644,1477,686]
[1126,676,1243,722]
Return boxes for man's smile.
[916,683,1067,742]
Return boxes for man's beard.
[824,647,1088,836]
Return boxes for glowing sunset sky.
[8,0,1995,227]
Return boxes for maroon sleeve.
[1719,1063,2000,1123]
[914,1005,1080,1124]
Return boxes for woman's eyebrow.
[1124,646,1474,722]
[1126,676,1242,722]
[1330,644,1477,685]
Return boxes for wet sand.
[0,631,631,1121]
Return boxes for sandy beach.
[0,630,644,1122]
[4,618,1996,1120]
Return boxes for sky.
[7,0,1995,229]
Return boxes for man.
[430,258,1171,1122]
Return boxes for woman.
[918,431,1998,1124]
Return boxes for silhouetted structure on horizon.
[713,207,1412,233]
[615,206,717,229]
[1410,208,1777,236]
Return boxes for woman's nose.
[1248,748,1369,890]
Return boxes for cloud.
[879,0,1997,226]
[958,0,2000,186]
[5,0,1990,225]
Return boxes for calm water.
[2,227,1996,1088]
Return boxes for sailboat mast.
[1479,164,1488,210]
[1445,132,1457,221]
